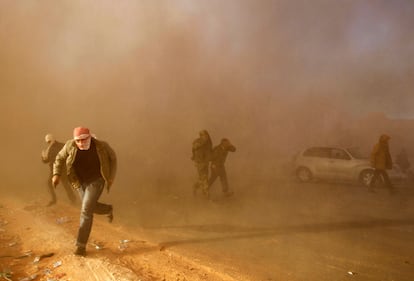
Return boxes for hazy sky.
[1,1,413,118]
[1,1,414,192]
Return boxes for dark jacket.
[370,135,392,170]
[211,143,236,166]
[192,137,212,163]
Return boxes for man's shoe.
[74,246,86,256]
[107,206,113,223]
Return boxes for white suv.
[293,146,405,186]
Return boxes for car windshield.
[347,147,367,159]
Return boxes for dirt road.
[1,180,414,281]
[0,196,247,281]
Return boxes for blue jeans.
[76,177,112,248]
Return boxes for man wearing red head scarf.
[52,126,117,256]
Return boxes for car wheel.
[296,167,313,182]
[359,169,374,187]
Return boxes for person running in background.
[369,134,396,194]
[208,138,236,198]
[41,133,77,206]
[191,130,213,197]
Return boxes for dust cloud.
[1,1,414,221]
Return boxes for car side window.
[303,147,330,158]
[331,148,351,160]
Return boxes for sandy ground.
[2,178,414,281]
[0,196,247,281]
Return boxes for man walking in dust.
[369,134,396,194]
[191,130,213,197]
[41,133,77,206]
[207,138,236,197]
[52,127,117,256]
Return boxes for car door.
[304,147,332,178]
[326,148,353,180]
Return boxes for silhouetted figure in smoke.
[191,130,213,197]
[369,134,396,194]
[41,133,77,206]
[207,138,236,198]
[52,127,117,256]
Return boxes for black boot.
[74,246,86,256]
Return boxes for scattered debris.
[117,239,146,251]
[118,239,131,251]
[44,268,52,275]
[0,271,13,281]
[55,217,71,224]
[90,241,105,250]
[53,260,62,268]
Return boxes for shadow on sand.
[158,218,414,250]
